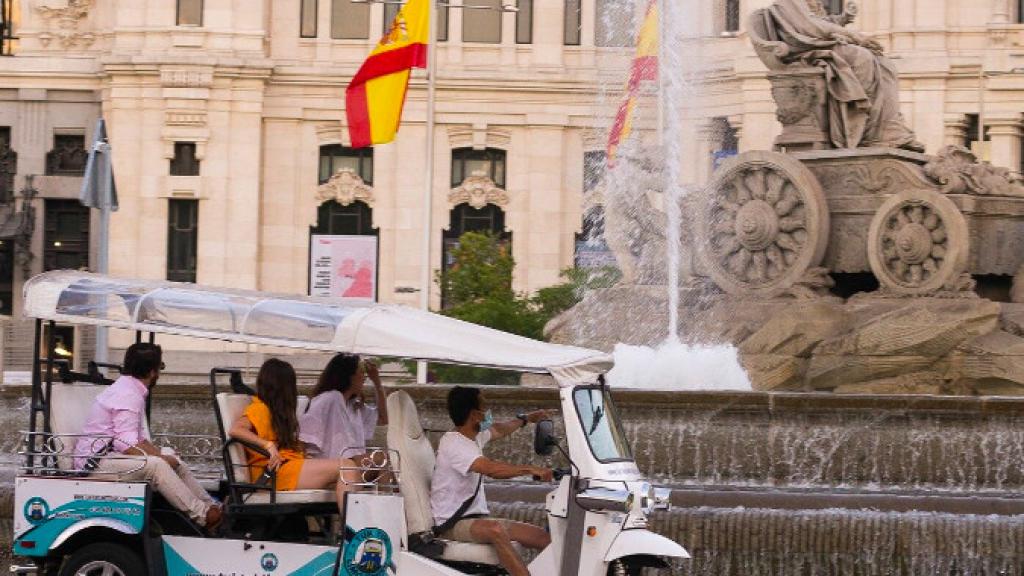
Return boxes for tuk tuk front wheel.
[58,543,145,576]
[607,555,672,576]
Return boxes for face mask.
[479,410,494,433]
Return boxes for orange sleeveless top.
[243,397,305,491]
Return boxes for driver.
[430,386,552,576]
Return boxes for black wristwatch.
[517,413,529,427]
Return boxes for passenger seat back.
[50,383,152,471]
[386,391,436,535]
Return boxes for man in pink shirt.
[74,343,221,529]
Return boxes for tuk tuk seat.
[50,383,148,472]
[215,392,335,505]
[386,391,504,567]
[49,382,219,489]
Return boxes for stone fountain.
[550,0,1024,396]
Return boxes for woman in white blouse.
[298,354,390,483]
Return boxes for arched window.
[442,203,512,306]
[312,200,376,236]
[451,148,506,188]
[320,145,373,185]
[309,200,378,300]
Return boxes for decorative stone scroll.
[316,168,374,207]
[36,0,94,49]
[448,171,509,209]
[698,151,830,298]
[923,146,1024,198]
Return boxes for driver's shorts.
[442,517,518,543]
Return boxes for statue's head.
[804,0,828,17]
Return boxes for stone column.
[943,113,969,148]
[991,0,1011,24]
[986,113,1023,173]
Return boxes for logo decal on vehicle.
[343,528,393,576]
[260,552,279,572]
[23,497,50,525]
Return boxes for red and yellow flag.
[346,0,429,149]
[606,0,659,166]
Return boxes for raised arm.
[367,361,388,426]
[488,410,549,442]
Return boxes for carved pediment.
[448,171,509,209]
[316,168,374,207]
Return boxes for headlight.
[577,487,634,514]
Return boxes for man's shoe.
[205,504,224,534]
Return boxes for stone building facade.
[0,0,1023,371]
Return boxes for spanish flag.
[346,0,430,149]
[606,0,659,166]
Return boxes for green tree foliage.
[427,232,619,385]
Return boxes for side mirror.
[534,419,557,457]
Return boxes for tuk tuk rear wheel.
[58,543,145,576]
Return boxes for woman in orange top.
[229,358,360,516]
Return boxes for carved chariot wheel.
[697,151,830,298]
[867,190,969,295]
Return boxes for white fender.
[51,518,140,550]
[604,529,690,562]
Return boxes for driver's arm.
[469,457,552,482]
[488,409,550,442]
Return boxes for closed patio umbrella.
[79,118,118,363]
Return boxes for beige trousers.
[93,455,214,526]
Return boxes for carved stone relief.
[448,171,509,209]
[923,146,1024,197]
[316,168,375,207]
[35,0,94,49]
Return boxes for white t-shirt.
[431,429,492,525]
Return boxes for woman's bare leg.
[295,458,359,517]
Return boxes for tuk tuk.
[11,270,689,576]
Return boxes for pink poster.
[309,235,378,301]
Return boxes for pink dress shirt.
[73,375,149,470]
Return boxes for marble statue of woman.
[750,0,924,152]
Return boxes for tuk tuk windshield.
[573,386,633,463]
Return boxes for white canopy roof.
[23,271,611,385]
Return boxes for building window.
[177,0,204,26]
[0,237,12,315]
[575,206,616,269]
[331,0,370,39]
[438,4,450,41]
[301,0,318,38]
[442,203,511,307]
[711,117,739,169]
[825,0,845,15]
[595,0,635,47]
[170,142,201,176]
[965,114,990,148]
[584,150,607,193]
[320,145,373,185]
[452,148,506,188]
[167,199,199,283]
[383,0,400,35]
[312,200,376,236]
[44,200,90,272]
[1,0,19,56]
[564,0,581,45]
[723,0,740,33]
[463,0,501,43]
[0,127,15,204]
[516,0,533,44]
[45,134,87,177]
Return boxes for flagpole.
[416,0,438,384]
